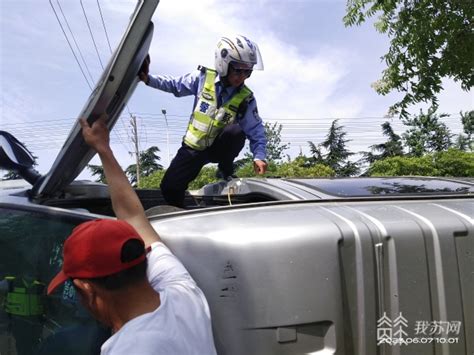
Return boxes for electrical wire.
[80,0,105,69]
[4,110,466,152]
[48,0,93,90]
[96,0,114,54]
[56,0,95,84]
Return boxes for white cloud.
[141,0,354,122]
[252,37,351,119]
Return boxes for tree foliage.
[368,149,474,177]
[237,121,290,167]
[139,166,219,190]
[308,120,359,176]
[188,166,219,190]
[263,122,290,162]
[344,0,474,117]
[87,164,106,183]
[272,157,334,178]
[235,158,335,178]
[139,169,166,189]
[455,110,473,151]
[126,146,163,185]
[433,148,474,177]
[236,161,277,178]
[362,121,404,164]
[368,155,437,176]
[402,108,452,156]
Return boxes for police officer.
[139,35,267,207]
[1,276,45,355]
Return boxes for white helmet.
[214,35,264,77]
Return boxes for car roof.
[191,176,474,201]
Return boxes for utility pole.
[130,115,141,186]
[162,108,170,167]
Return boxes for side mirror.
[0,131,41,185]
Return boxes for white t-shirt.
[100,242,217,355]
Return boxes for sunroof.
[291,178,474,197]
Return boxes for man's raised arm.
[80,115,161,247]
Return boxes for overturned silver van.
[152,192,473,354]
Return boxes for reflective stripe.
[192,118,210,132]
[185,130,202,146]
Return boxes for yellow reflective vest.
[184,68,252,150]
[4,276,45,317]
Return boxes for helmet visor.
[231,40,264,71]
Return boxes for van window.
[0,207,110,355]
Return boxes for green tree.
[126,146,163,185]
[308,120,359,176]
[344,0,474,117]
[455,110,474,152]
[188,166,219,190]
[140,166,220,190]
[236,156,334,178]
[236,121,290,168]
[87,164,106,183]
[139,169,166,189]
[236,160,281,178]
[368,155,438,176]
[362,121,404,163]
[433,148,474,177]
[274,157,334,178]
[368,149,474,177]
[263,122,290,162]
[402,108,453,156]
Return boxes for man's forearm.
[80,116,161,246]
[97,146,146,221]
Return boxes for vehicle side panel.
[151,199,473,355]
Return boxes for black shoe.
[216,169,237,181]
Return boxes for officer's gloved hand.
[139,54,151,84]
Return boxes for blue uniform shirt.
[147,69,267,161]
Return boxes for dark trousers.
[160,124,245,207]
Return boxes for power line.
[2,111,463,127]
[4,109,466,154]
[96,0,113,54]
[56,0,95,84]
[80,0,105,69]
[46,1,130,153]
[48,0,93,90]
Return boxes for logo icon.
[202,92,214,101]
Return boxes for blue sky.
[1,0,472,180]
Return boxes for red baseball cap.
[47,219,146,295]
